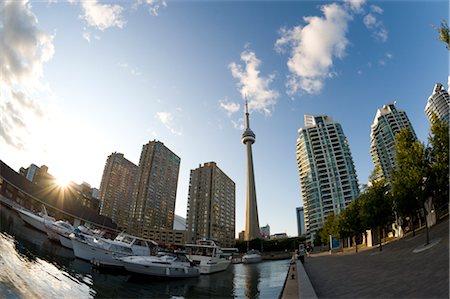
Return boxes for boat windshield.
[109,244,132,254]
[188,246,215,257]
[115,235,134,244]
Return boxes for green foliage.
[359,177,393,231]
[320,213,339,244]
[313,228,323,246]
[338,199,363,240]
[428,116,449,211]
[391,128,428,218]
[433,19,450,50]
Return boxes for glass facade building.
[296,115,359,242]
[370,103,416,181]
[425,83,449,125]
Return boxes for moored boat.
[46,220,74,244]
[242,249,262,264]
[13,205,56,234]
[71,232,158,267]
[119,252,200,278]
[185,239,231,274]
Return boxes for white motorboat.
[13,205,56,234]
[71,232,158,267]
[185,239,231,274]
[46,220,74,244]
[119,252,200,278]
[62,225,106,249]
[242,249,263,264]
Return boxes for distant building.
[296,207,305,236]
[296,115,360,242]
[370,103,416,181]
[238,230,245,241]
[173,215,186,230]
[140,227,186,247]
[131,140,181,238]
[186,162,236,247]
[98,152,139,230]
[91,188,99,200]
[20,164,52,186]
[260,224,270,239]
[425,83,449,124]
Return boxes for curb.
[296,260,318,299]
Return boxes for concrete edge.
[296,260,318,299]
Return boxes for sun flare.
[55,176,71,188]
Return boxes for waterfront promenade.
[303,217,449,298]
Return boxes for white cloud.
[219,99,240,117]
[344,0,366,13]
[231,118,245,130]
[363,13,377,28]
[135,0,167,16]
[0,0,54,149]
[80,0,126,31]
[363,5,388,42]
[275,3,352,95]
[82,29,100,43]
[229,48,279,115]
[156,112,182,136]
[370,5,383,14]
[82,31,91,42]
[378,52,393,66]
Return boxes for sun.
[55,175,71,188]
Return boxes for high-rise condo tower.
[296,115,359,242]
[186,162,236,247]
[370,103,416,181]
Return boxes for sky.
[1,0,448,237]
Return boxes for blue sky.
[1,0,448,237]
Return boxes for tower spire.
[245,99,250,129]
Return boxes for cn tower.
[242,101,261,241]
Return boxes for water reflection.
[0,205,289,298]
[244,264,260,298]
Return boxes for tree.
[338,199,364,252]
[428,116,449,215]
[313,228,323,247]
[433,20,450,50]
[360,177,393,251]
[320,213,339,248]
[391,128,428,236]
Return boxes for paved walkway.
[304,218,449,298]
[281,262,299,299]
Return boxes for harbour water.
[0,206,289,298]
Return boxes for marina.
[0,204,290,298]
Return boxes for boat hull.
[71,237,124,267]
[16,209,53,233]
[121,257,199,278]
[190,256,231,274]
[59,234,73,249]
[242,254,262,264]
